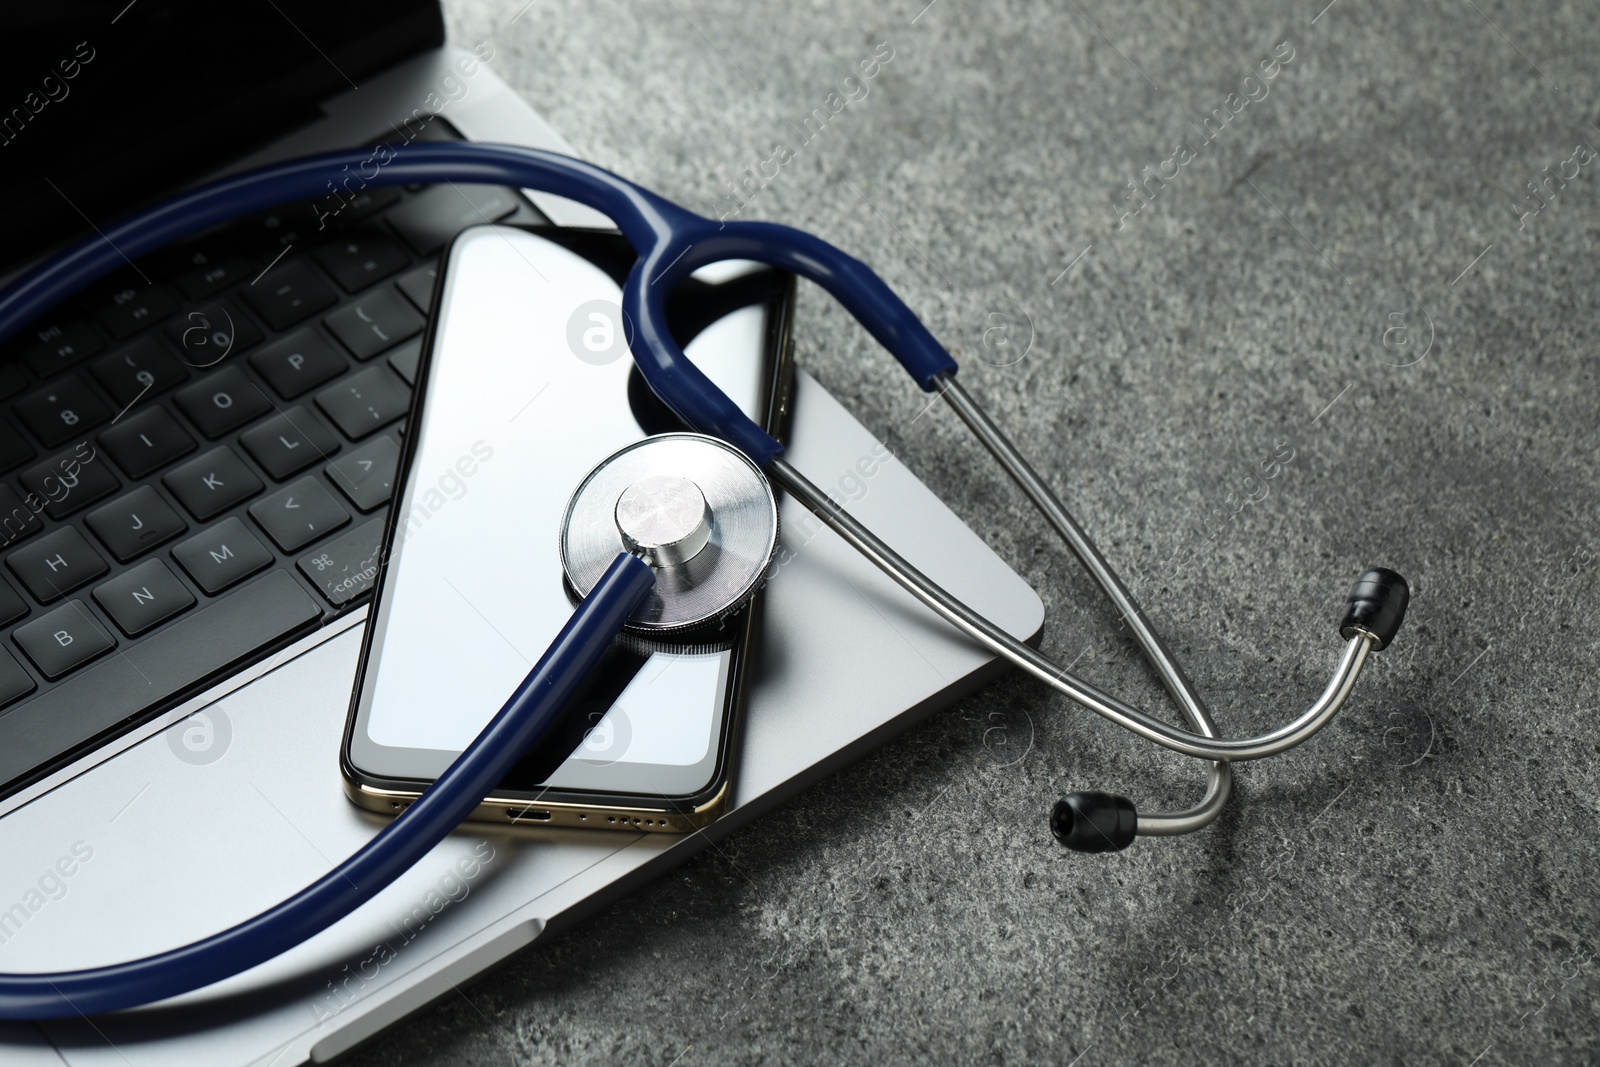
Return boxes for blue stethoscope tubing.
[0,142,958,1020]
[0,142,1407,1019]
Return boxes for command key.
[298,517,386,607]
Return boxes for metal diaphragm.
[561,433,778,633]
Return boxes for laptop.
[0,4,1044,1064]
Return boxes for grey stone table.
[351,1,1600,1062]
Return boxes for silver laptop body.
[0,40,1043,1067]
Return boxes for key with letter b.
[13,600,116,679]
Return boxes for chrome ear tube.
[767,374,1410,852]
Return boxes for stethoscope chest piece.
[561,433,778,633]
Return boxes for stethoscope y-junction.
[0,142,1408,1017]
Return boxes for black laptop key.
[0,364,25,403]
[98,405,197,478]
[0,570,320,795]
[237,207,320,262]
[19,445,120,520]
[0,648,34,710]
[22,321,106,379]
[388,185,521,254]
[329,186,401,227]
[168,299,262,368]
[15,376,112,448]
[93,559,196,637]
[86,486,188,562]
[174,367,273,438]
[396,262,438,313]
[176,257,255,301]
[173,246,256,300]
[326,434,399,511]
[92,283,178,340]
[240,406,340,480]
[315,229,409,292]
[172,517,273,594]
[163,446,263,521]
[249,476,350,553]
[89,336,189,410]
[325,288,423,361]
[0,419,34,474]
[12,317,100,362]
[316,366,411,438]
[242,259,337,330]
[248,328,348,399]
[9,527,108,602]
[298,516,384,607]
[13,600,116,680]
[386,337,422,386]
[0,581,27,627]
[155,235,245,272]
[0,486,43,550]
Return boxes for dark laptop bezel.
[0,0,444,269]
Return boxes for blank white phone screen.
[352,227,767,795]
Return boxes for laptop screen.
[0,1,443,268]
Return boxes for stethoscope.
[0,142,1409,1018]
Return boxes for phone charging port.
[507,807,553,822]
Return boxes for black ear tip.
[1340,567,1410,650]
[1051,792,1138,852]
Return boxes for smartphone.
[341,223,794,831]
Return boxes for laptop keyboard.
[0,137,552,799]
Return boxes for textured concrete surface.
[349,1,1600,1063]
